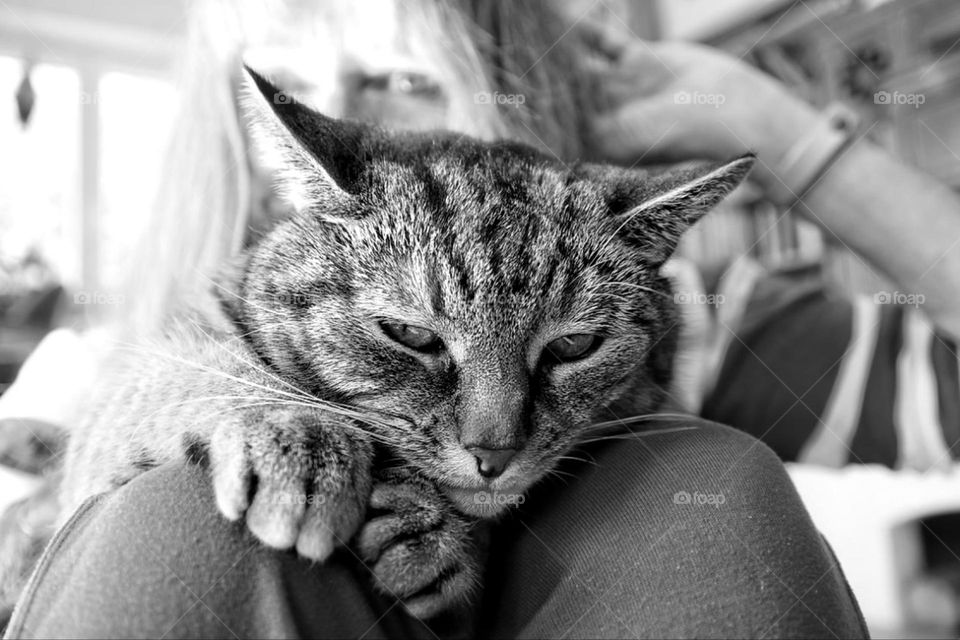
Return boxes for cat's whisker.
[589,280,673,300]
[585,291,632,306]
[130,394,276,439]
[568,447,598,466]
[576,412,699,447]
[178,399,409,449]
[199,272,331,321]
[129,396,409,450]
[377,462,425,477]
[197,272,288,320]
[111,339,411,438]
[228,321,303,343]
[554,453,599,467]
[114,338,328,412]
[184,318,326,401]
[583,412,694,431]
[543,468,577,483]
[183,326,418,433]
[575,426,700,446]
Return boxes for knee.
[96,460,242,552]
[580,419,835,588]
[680,421,803,517]
[7,463,254,637]
[564,418,827,569]
[65,461,259,608]
[661,419,792,500]
[584,418,792,509]
[11,463,387,638]
[503,420,867,639]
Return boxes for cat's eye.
[380,321,443,353]
[544,334,602,363]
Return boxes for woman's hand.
[587,32,960,341]
[588,38,818,180]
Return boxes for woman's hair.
[121,0,617,334]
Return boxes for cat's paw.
[204,406,373,561]
[355,470,479,619]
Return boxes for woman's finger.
[577,18,631,60]
[616,41,686,84]
[587,54,678,110]
[589,102,680,164]
[580,53,616,78]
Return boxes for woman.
[5,0,960,636]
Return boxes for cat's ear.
[607,154,755,265]
[241,64,369,215]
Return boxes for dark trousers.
[5,420,867,639]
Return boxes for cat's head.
[235,67,753,517]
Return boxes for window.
[0,56,177,301]
[0,57,81,292]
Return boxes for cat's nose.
[466,446,517,479]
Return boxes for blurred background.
[0,0,183,387]
[1,0,960,636]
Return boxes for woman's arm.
[794,139,960,340]
[589,39,960,339]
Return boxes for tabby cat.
[34,67,754,619]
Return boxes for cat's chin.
[440,484,527,518]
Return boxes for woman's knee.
[619,418,800,513]
[484,419,867,638]
[538,417,797,524]
[9,463,263,636]
[572,419,831,577]
[10,462,399,638]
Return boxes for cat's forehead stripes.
[424,159,566,321]
[363,155,643,342]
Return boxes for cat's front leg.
[355,467,480,619]
[204,404,373,561]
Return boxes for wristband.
[765,102,860,207]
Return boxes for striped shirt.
[670,257,960,470]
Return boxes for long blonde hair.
[121,0,617,334]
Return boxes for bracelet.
[765,102,860,208]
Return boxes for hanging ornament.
[16,61,36,127]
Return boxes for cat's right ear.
[241,65,368,215]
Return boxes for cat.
[4,66,754,622]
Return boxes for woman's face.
[241,0,451,133]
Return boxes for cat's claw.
[356,471,479,619]
[204,406,373,561]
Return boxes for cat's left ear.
[607,154,755,265]
[241,65,370,215]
